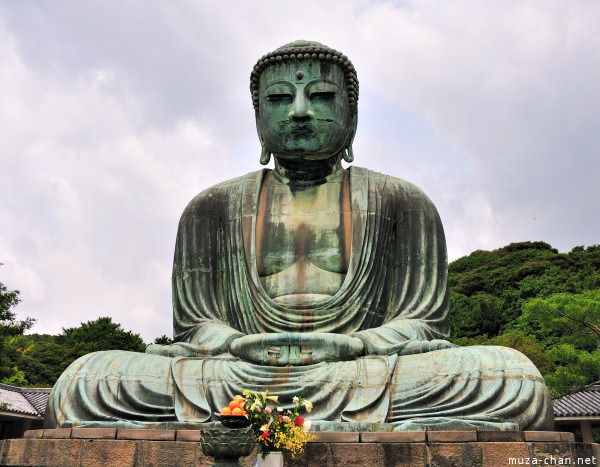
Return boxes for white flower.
[260,424,269,432]
[303,420,312,433]
[293,396,299,404]
[277,407,283,412]
[303,401,313,413]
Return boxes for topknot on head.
[250,40,359,112]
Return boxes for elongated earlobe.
[260,146,272,165]
[343,146,354,163]
[342,112,357,163]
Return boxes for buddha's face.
[258,61,352,159]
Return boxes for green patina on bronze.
[45,40,554,432]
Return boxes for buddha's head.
[250,41,359,165]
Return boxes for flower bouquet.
[241,389,317,460]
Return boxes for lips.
[291,127,313,136]
[288,124,314,137]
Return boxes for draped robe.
[45,167,554,431]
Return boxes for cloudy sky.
[1,0,598,342]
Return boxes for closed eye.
[309,91,336,101]
[267,94,293,103]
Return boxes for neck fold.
[273,153,344,186]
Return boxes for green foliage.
[56,316,146,362]
[517,291,600,397]
[153,334,174,345]
[1,268,147,387]
[8,334,70,387]
[0,266,34,385]
[2,317,147,388]
[450,293,505,338]
[449,243,600,398]
[2,367,27,385]
[0,277,20,318]
[520,290,600,350]
[450,243,600,339]
[0,273,33,337]
[542,350,600,398]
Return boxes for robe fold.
[45,167,553,431]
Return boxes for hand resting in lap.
[229,332,365,366]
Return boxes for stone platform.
[0,429,596,466]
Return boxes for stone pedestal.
[1,429,597,466]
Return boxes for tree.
[1,265,35,385]
[10,334,69,387]
[519,290,600,397]
[521,290,600,350]
[55,316,146,363]
[0,269,33,335]
[449,243,600,398]
[450,243,600,339]
[450,293,505,339]
[153,334,174,345]
[543,344,600,397]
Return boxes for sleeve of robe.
[352,175,450,355]
[171,178,247,354]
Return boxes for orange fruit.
[241,410,248,416]
[232,407,242,416]
[221,407,232,416]
[229,401,240,410]
[233,395,243,401]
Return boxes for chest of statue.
[255,170,352,305]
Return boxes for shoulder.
[351,166,437,211]
[180,170,266,220]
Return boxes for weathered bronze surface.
[45,40,554,432]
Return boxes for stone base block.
[1,430,596,466]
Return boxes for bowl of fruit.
[215,395,250,428]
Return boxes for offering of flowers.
[241,389,317,459]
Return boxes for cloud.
[1,0,598,340]
[351,0,600,253]
[0,12,234,339]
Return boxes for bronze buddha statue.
[45,41,553,432]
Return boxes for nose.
[288,92,314,121]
